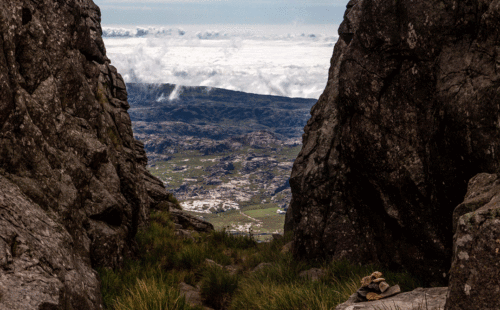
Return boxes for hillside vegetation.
[98,209,422,310]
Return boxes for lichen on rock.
[445,173,500,310]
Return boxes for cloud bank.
[103,24,338,98]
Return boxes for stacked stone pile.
[356,272,401,301]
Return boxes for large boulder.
[286,0,500,285]
[0,0,171,308]
[170,209,215,233]
[335,287,447,310]
[445,173,500,310]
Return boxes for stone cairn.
[356,272,401,301]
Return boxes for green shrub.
[99,266,124,307]
[208,229,257,250]
[324,259,376,282]
[175,245,207,269]
[155,201,172,212]
[207,249,233,266]
[200,265,239,309]
[249,257,306,285]
[168,194,183,210]
[237,237,290,271]
[150,210,174,228]
[136,222,178,268]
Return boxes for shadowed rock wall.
[286,0,500,285]
[0,0,171,308]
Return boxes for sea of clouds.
[102,24,339,99]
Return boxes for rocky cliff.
[286,0,500,285]
[0,0,172,308]
[445,173,500,310]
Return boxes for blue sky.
[93,0,350,25]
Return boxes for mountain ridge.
[127,83,317,141]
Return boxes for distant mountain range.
[127,83,317,142]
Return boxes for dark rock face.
[0,0,171,308]
[0,176,102,309]
[286,0,500,284]
[445,173,500,310]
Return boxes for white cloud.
[168,84,183,101]
[99,0,221,2]
[104,24,338,98]
[97,0,345,4]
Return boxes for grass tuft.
[200,265,239,309]
[176,246,206,270]
[113,277,190,310]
